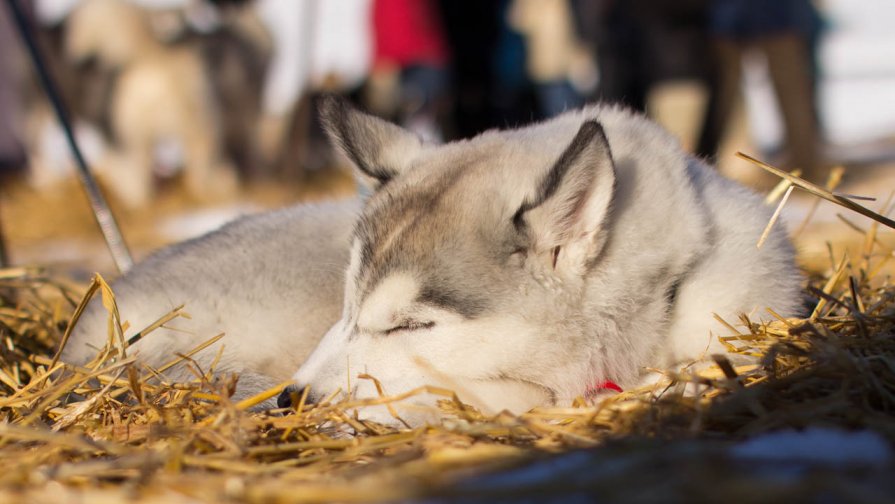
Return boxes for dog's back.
[63,199,360,393]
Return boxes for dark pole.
[5,0,133,273]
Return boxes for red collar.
[587,380,623,396]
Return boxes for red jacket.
[372,0,449,68]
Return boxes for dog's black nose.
[277,386,296,409]
[277,385,315,410]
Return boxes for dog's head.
[289,98,617,425]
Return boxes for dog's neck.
[586,276,684,397]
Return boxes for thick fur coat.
[65,99,802,424]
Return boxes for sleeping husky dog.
[64,98,801,425]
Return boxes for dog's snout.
[277,385,316,410]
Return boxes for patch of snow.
[730,428,892,467]
[461,451,593,489]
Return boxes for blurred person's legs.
[438,0,502,138]
[647,80,708,153]
[702,0,824,179]
[697,42,776,189]
[593,2,648,111]
[761,33,823,179]
[697,39,741,164]
[0,4,17,266]
[491,0,537,126]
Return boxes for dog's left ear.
[319,95,425,190]
[514,120,616,274]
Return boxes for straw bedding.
[0,161,893,503]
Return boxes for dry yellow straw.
[236,380,294,410]
[737,152,895,229]
[757,185,794,249]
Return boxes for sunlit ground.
[0,167,357,279]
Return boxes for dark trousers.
[0,6,25,171]
[698,33,822,178]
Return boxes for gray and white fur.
[64,98,802,423]
[63,199,360,395]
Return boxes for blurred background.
[0,0,893,277]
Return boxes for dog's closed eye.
[384,320,435,335]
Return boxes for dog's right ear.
[513,120,616,276]
[319,95,425,190]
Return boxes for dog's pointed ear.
[319,95,424,190]
[513,120,616,274]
